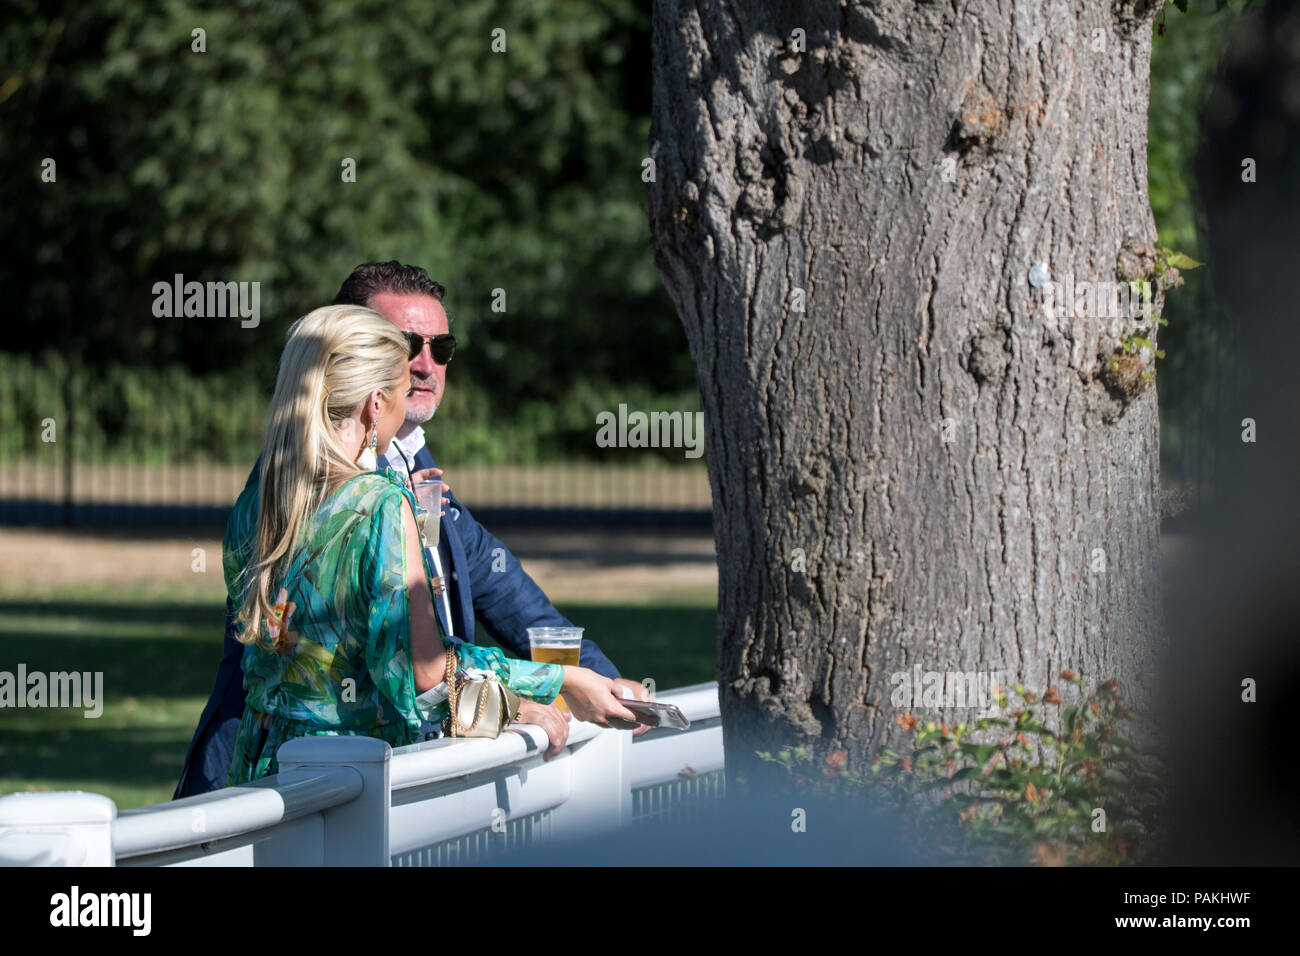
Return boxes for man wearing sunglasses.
[173,261,649,798]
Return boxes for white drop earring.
[356,418,379,472]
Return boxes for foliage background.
[0,0,1248,482]
[0,0,693,464]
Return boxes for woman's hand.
[559,666,640,729]
[612,677,655,737]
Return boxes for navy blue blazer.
[172,447,619,798]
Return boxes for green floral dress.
[224,468,564,785]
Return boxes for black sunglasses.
[403,331,456,364]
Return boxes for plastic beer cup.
[527,626,583,712]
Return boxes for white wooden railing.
[0,683,723,867]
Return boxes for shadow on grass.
[0,718,200,790]
[2,596,717,805]
[0,600,227,700]
[0,598,224,628]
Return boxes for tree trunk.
[648,0,1168,773]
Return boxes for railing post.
[277,736,391,866]
[548,727,631,842]
[0,792,117,866]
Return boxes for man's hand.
[514,700,571,760]
[611,677,655,737]
[408,467,450,511]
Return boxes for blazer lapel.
[441,512,474,642]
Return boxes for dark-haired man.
[174,262,648,797]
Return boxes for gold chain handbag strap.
[444,642,454,733]
[461,686,490,735]
[444,644,461,737]
[442,644,492,737]
[408,481,482,737]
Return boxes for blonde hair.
[234,304,409,644]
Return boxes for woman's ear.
[360,390,383,426]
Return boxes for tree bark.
[648,0,1168,772]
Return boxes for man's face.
[369,291,449,426]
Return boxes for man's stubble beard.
[395,383,438,439]
[405,369,441,425]
[406,395,439,426]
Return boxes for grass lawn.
[0,581,716,810]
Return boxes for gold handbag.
[441,645,522,738]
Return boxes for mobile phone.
[617,698,690,731]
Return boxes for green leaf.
[958,743,998,765]
[1164,251,1204,270]
[1020,721,1056,738]
[1063,707,1080,733]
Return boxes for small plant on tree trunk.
[758,673,1166,865]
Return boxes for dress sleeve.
[456,643,565,705]
[364,472,564,720]
[361,480,425,739]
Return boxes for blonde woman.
[224,305,637,783]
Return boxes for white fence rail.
[0,683,723,867]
